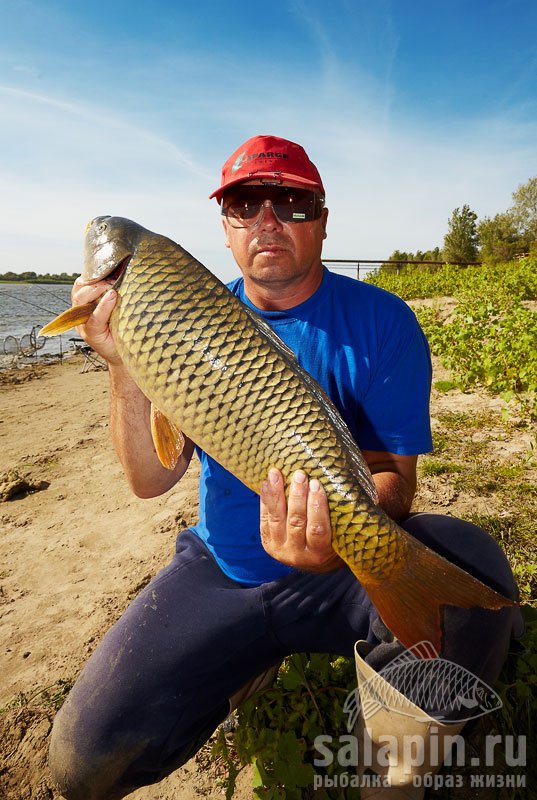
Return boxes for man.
[49,135,519,799]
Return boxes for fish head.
[83,216,143,284]
[473,682,502,713]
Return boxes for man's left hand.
[260,468,343,572]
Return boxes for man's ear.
[222,217,231,249]
[322,207,329,240]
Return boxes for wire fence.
[324,260,482,280]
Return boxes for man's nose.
[257,200,282,229]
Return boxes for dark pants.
[48,515,520,800]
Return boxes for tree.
[509,176,537,246]
[478,212,521,263]
[380,250,412,273]
[443,205,479,264]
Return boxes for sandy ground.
[0,349,533,799]
[0,355,253,799]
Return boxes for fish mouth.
[108,255,132,291]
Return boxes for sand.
[0,354,256,799]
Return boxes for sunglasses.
[221,186,325,228]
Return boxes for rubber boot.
[354,642,466,799]
[227,662,281,715]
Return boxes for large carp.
[41,216,516,652]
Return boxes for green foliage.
[443,204,479,264]
[478,212,522,263]
[366,261,468,299]
[420,458,464,476]
[368,257,537,418]
[380,247,443,273]
[0,270,77,284]
[434,379,458,393]
[213,653,357,799]
[510,176,537,244]
[417,298,537,401]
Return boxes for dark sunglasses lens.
[222,187,324,226]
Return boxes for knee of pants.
[48,688,230,800]
[48,700,137,800]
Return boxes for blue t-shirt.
[190,267,432,586]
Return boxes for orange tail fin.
[363,532,518,654]
[39,301,98,336]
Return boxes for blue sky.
[1,0,536,282]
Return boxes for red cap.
[210,134,325,203]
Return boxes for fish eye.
[96,222,107,234]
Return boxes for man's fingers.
[286,470,309,537]
[91,289,117,327]
[72,277,109,306]
[260,470,340,572]
[260,468,288,548]
[74,289,116,340]
[305,479,332,553]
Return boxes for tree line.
[0,270,78,284]
[384,176,537,268]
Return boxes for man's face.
[221,181,328,288]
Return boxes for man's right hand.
[72,278,194,496]
[72,277,122,366]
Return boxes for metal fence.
[324,260,482,280]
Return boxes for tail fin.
[39,301,98,336]
[363,532,518,654]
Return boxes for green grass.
[421,458,464,476]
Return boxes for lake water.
[0,283,75,362]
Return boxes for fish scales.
[39,217,517,652]
[113,234,398,582]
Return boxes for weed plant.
[366,257,537,302]
[367,257,537,419]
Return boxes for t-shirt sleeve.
[357,306,433,455]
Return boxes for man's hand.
[71,277,122,366]
[260,468,343,573]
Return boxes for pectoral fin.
[39,301,99,336]
[150,404,185,470]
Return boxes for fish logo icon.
[231,152,246,174]
[344,640,502,733]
